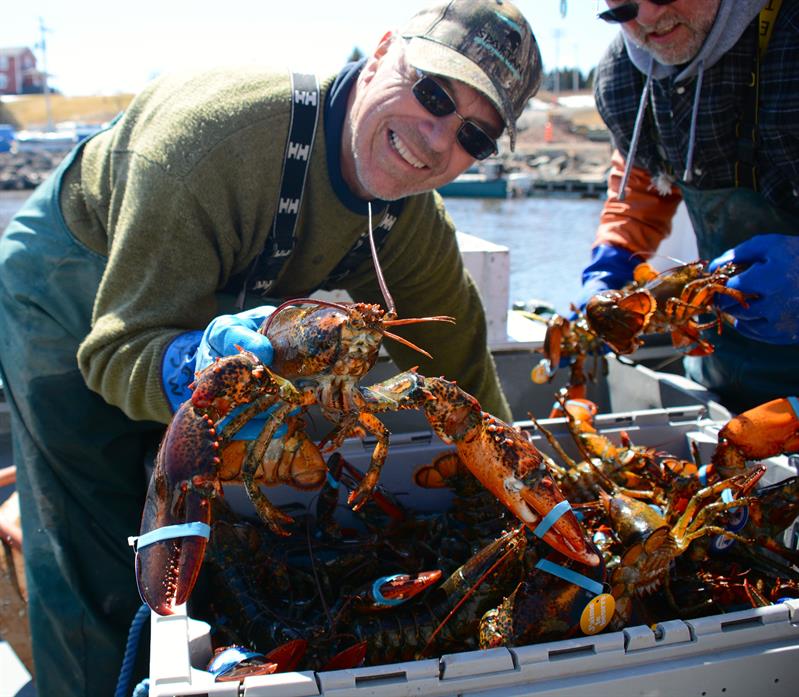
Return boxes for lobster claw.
[420,377,598,568]
[134,402,220,615]
[350,570,443,613]
[712,398,799,480]
[517,466,600,567]
[207,645,282,682]
[542,315,569,372]
[585,289,656,355]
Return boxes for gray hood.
[623,0,766,82]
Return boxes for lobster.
[479,548,608,649]
[200,520,532,670]
[134,349,597,614]
[528,398,662,505]
[598,465,766,628]
[534,260,753,399]
[133,206,596,616]
[312,525,530,667]
[584,260,752,356]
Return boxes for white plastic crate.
[147,405,799,696]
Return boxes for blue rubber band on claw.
[533,500,572,539]
[372,574,407,607]
[535,559,604,596]
[208,646,263,678]
[127,522,211,551]
[787,396,799,420]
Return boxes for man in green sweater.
[0,1,541,693]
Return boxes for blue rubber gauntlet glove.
[556,244,642,364]
[161,306,281,439]
[576,244,642,313]
[194,306,275,374]
[708,234,799,344]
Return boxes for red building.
[0,47,45,95]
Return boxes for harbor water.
[0,190,601,316]
[444,197,602,315]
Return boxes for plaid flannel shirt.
[594,3,799,216]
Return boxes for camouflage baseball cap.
[401,0,542,150]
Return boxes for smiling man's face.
[607,0,721,65]
[341,35,503,202]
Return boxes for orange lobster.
[585,260,751,356]
[133,198,599,616]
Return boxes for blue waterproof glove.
[576,244,642,313]
[194,306,275,374]
[557,244,642,363]
[708,234,799,345]
[161,306,281,439]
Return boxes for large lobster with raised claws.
[133,207,597,616]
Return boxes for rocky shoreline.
[0,150,69,190]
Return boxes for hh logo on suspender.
[294,89,318,106]
[287,141,310,161]
[380,213,397,231]
[278,197,300,215]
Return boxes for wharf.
[527,174,606,198]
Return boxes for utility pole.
[553,28,563,100]
[37,17,53,131]
[572,43,579,92]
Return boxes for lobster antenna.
[419,525,526,658]
[380,330,434,359]
[556,391,617,493]
[368,201,396,315]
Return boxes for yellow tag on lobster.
[531,360,550,385]
[580,594,615,635]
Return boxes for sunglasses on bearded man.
[598,0,677,24]
[412,71,499,161]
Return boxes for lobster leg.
[346,413,390,511]
[242,401,297,536]
[674,466,766,542]
[340,370,430,510]
[226,367,325,536]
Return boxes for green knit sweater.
[59,67,511,424]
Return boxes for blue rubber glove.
[708,234,799,344]
[554,244,642,364]
[195,306,275,373]
[161,307,279,439]
[576,244,642,312]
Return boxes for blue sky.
[1,1,621,96]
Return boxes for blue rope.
[132,679,150,697]
[114,602,150,697]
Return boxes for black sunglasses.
[411,72,499,161]
[598,0,677,24]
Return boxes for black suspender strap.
[235,70,405,308]
[323,198,405,287]
[237,72,320,309]
[735,0,782,190]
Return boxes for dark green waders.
[0,141,164,696]
[677,184,799,414]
